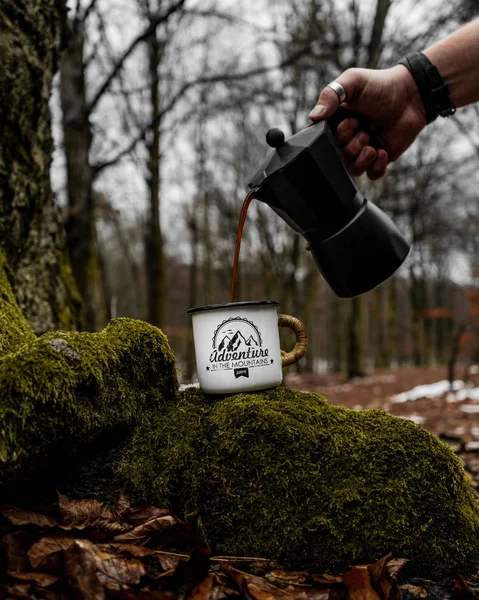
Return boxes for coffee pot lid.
[247,120,328,189]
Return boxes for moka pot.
[247,108,410,297]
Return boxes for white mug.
[187,301,308,394]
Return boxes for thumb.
[309,85,342,121]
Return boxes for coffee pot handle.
[326,106,381,149]
[278,314,308,367]
[326,105,353,134]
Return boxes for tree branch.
[184,8,275,34]
[91,44,310,176]
[158,42,311,121]
[85,0,187,116]
[82,0,101,23]
[92,129,147,177]
[366,0,392,69]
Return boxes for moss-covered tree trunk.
[0,0,82,334]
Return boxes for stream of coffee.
[229,188,257,303]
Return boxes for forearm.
[424,18,479,108]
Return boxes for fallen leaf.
[188,574,215,600]
[106,590,176,599]
[97,542,183,572]
[266,570,315,586]
[2,531,31,571]
[28,534,77,570]
[58,492,114,523]
[400,583,428,598]
[120,503,172,526]
[59,517,132,533]
[157,553,184,572]
[0,505,57,528]
[65,539,147,591]
[311,574,344,585]
[0,580,34,599]
[114,515,176,543]
[386,559,409,580]
[56,492,129,532]
[112,493,131,520]
[8,570,59,587]
[248,581,281,600]
[342,566,382,600]
[64,539,105,600]
[96,555,146,591]
[264,570,336,600]
[451,575,479,600]
[223,564,294,599]
[99,543,159,558]
[367,555,401,600]
[284,585,331,600]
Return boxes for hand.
[309,65,427,179]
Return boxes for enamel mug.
[187,300,308,394]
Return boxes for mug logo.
[208,317,272,373]
[234,367,249,378]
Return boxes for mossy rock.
[0,317,178,490]
[120,386,479,579]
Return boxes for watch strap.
[399,52,456,123]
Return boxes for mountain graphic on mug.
[218,330,259,352]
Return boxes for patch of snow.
[454,388,479,402]
[461,404,479,413]
[392,380,463,403]
[179,383,200,391]
[392,380,479,404]
[397,414,424,424]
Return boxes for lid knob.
[266,128,285,148]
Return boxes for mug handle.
[278,314,308,367]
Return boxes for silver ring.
[327,81,347,104]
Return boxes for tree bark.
[344,0,392,378]
[0,0,82,333]
[346,295,364,379]
[60,23,107,331]
[374,283,391,368]
[366,0,391,68]
[145,30,167,328]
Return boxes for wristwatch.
[399,52,456,123]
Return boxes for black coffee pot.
[247,109,410,298]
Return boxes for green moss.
[120,386,479,579]
[0,251,35,356]
[0,317,178,486]
[56,248,85,331]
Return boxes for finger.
[342,131,370,162]
[366,149,389,180]
[308,85,343,121]
[309,69,363,121]
[349,146,377,176]
[335,118,359,146]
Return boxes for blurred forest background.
[50,0,479,382]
